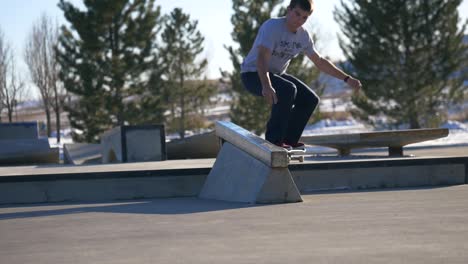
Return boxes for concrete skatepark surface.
[0,141,467,262]
[1,185,467,263]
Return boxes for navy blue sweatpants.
[241,72,320,145]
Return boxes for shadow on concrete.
[302,186,453,195]
[0,198,261,220]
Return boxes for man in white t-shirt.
[241,0,362,149]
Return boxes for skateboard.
[287,148,307,162]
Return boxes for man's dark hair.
[288,0,314,13]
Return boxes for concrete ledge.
[215,121,288,168]
[290,156,468,192]
[0,176,205,204]
[0,167,209,204]
[0,155,465,205]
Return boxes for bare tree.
[24,14,63,141]
[0,28,8,121]
[0,29,26,123]
[4,61,25,122]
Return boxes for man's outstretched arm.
[307,52,362,92]
[257,45,278,105]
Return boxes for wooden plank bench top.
[300,128,449,156]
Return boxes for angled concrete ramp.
[63,143,102,165]
[199,121,302,204]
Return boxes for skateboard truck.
[287,149,306,163]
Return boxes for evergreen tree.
[224,0,283,134]
[160,8,215,139]
[57,0,163,142]
[335,0,467,128]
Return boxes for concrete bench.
[300,128,449,156]
[199,121,302,204]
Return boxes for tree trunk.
[179,94,185,139]
[45,108,52,137]
[8,108,13,122]
[5,95,13,122]
[55,103,61,143]
[408,107,420,129]
[179,73,185,139]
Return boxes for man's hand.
[262,86,278,105]
[347,77,362,94]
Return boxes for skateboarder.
[240,0,362,149]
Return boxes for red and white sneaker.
[285,141,306,149]
[274,142,292,150]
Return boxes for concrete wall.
[101,125,166,163]
[167,131,220,159]
[126,128,164,162]
[0,122,38,140]
[101,127,123,163]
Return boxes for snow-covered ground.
[411,120,468,147]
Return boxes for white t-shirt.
[241,17,318,74]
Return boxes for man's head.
[286,0,314,32]
[288,0,314,13]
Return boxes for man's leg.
[281,73,320,145]
[240,72,263,96]
[241,72,297,144]
[266,74,297,144]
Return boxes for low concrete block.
[199,142,302,204]
[63,143,102,165]
[0,122,38,140]
[101,125,166,163]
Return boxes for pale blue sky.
[1,0,467,83]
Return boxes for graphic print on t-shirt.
[272,40,303,61]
